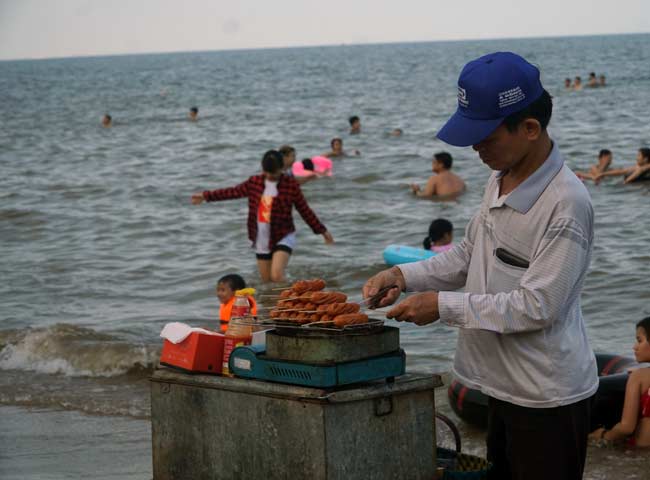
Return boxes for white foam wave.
[0,324,159,377]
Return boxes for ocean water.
[1,34,650,478]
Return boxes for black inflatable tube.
[448,353,638,429]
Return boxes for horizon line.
[1,30,648,63]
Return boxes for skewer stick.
[273,308,320,313]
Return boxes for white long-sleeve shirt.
[399,142,598,408]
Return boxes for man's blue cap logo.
[437,52,544,147]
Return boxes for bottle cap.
[235,288,256,296]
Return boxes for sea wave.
[0,323,159,377]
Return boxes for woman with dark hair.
[589,317,650,447]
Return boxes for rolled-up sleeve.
[440,216,592,333]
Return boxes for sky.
[0,0,648,60]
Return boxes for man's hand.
[362,267,406,308]
[191,193,205,205]
[386,291,440,326]
[323,231,334,244]
[410,183,421,194]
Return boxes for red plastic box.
[160,331,224,374]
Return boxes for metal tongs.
[360,284,400,309]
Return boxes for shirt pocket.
[487,252,528,294]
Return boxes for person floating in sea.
[423,218,454,253]
[574,149,612,181]
[292,157,333,179]
[564,78,573,90]
[101,114,112,128]
[323,137,360,158]
[216,274,258,332]
[594,148,650,184]
[589,316,650,447]
[349,115,361,134]
[191,150,334,282]
[364,52,598,480]
[574,76,583,91]
[389,128,403,137]
[189,106,199,121]
[410,151,466,198]
[587,72,599,88]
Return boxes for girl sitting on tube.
[589,317,650,447]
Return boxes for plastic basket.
[437,447,492,479]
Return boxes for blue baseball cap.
[437,52,544,147]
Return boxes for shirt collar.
[496,141,563,214]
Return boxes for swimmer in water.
[189,106,199,121]
[410,151,466,198]
[587,72,599,88]
[101,114,112,128]
[594,148,650,184]
[599,74,606,87]
[323,137,360,158]
[349,115,361,134]
[389,128,403,137]
[564,78,572,90]
[573,76,583,91]
[279,145,315,185]
[574,149,612,182]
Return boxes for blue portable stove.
[228,325,405,388]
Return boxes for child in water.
[423,218,454,253]
[191,150,334,282]
[216,274,258,332]
[589,317,650,447]
[574,149,612,182]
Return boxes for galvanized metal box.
[150,368,442,480]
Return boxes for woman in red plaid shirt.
[192,150,334,282]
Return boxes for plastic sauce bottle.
[222,288,255,376]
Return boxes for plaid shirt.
[203,174,327,249]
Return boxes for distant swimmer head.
[564,78,572,88]
[189,106,199,121]
[638,148,650,166]
[349,115,361,134]
[331,137,343,153]
[574,76,582,85]
[598,149,613,168]
[279,145,296,170]
[432,152,453,172]
[599,74,606,86]
[390,128,403,137]
[302,158,315,171]
[101,114,112,127]
[436,52,547,148]
[261,150,285,180]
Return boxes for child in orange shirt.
[216,274,258,332]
